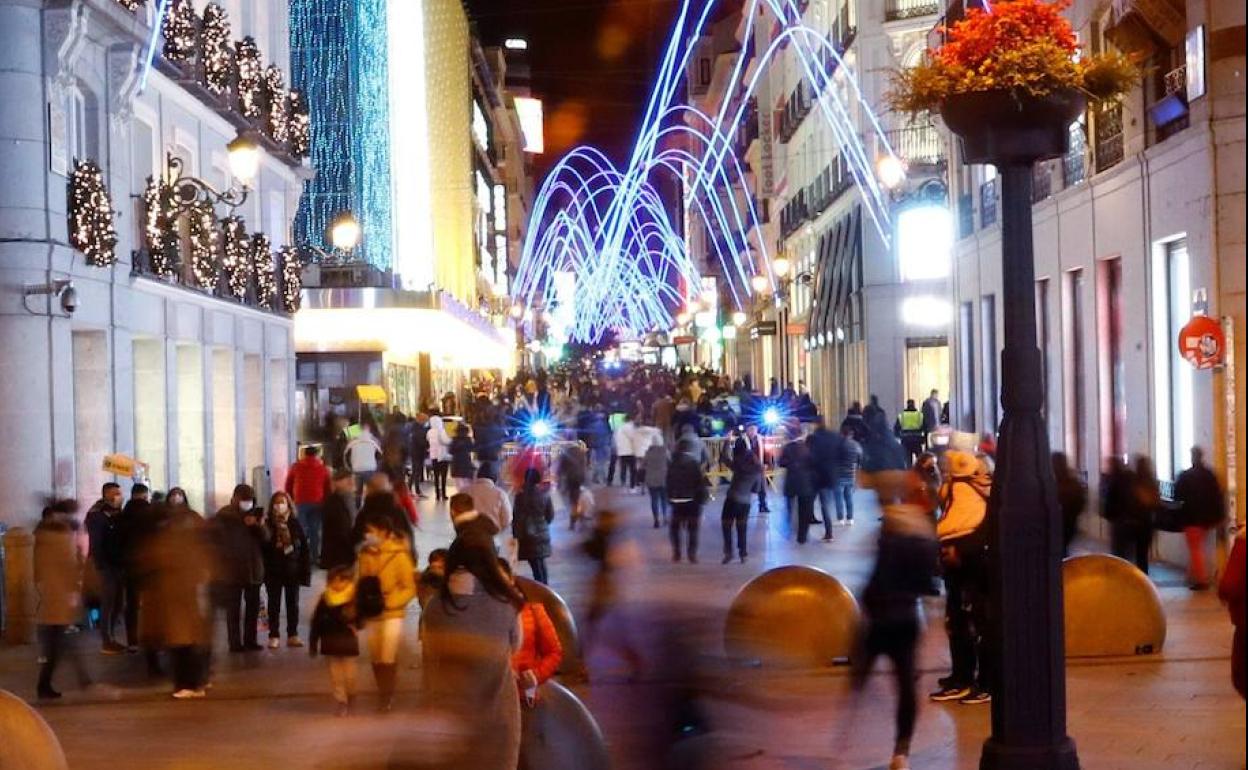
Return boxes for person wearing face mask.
[84,482,127,654]
[353,472,416,557]
[210,484,270,652]
[356,518,416,711]
[262,492,312,649]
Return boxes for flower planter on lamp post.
[941,89,1086,770]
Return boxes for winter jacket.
[474,420,507,463]
[34,520,82,626]
[643,445,670,488]
[806,428,844,490]
[512,488,555,561]
[839,413,868,444]
[833,438,863,483]
[727,450,763,505]
[512,602,563,685]
[426,417,453,462]
[1174,463,1226,528]
[211,504,270,586]
[345,432,381,473]
[320,491,357,569]
[862,511,940,624]
[614,422,641,457]
[356,537,417,621]
[308,593,360,657]
[666,450,708,503]
[262,515,312,587]
[284,457,331,505]
[468,478,513,534]
[450,435,476,478]
[137,515,211,648]
[84,499,124,570]
[937,473,991,543]
[779,440,815,498]
[409,421,430,461]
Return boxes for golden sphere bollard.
[725,565,860,667]
[516,576,586,680]
[0,689,68,770]
[1063,554,1166,657]
[518,681,609,770]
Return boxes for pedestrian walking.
[667,436,709,563]
[320,469,358,570]
[742,423,770,513]
[1105,455,1158,574]
[893,399,925,467]
[34,501,93,699]
[427,413,453,501]
[1174,446,1226,589]
[408,412,430,497]
[309,566,362,716]
[807,417,844,541]
[450,422,477,492]
[355,516,417,712]
[83,482,127,654]
[921,389,943,437]
[210,484,268,653]
[614,414,641,489]
[779,430,817,544]
[643,435,670,528]
[840,402,869,444]
[722,437,760,564]
[556,443,588,527]
[353,473,416,556]
[1052,452,1087,554]
[345,424,382,500]
[421,537,524,769]
[832,427,863,525]
[284,445,331,567]
[512,468,555,584]
[501,559,564,697]
[262,492,312,649]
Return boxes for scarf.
[274,513,293,552]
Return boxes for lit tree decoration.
[113,0,146,11]
[200,3,234,96]
[187,200,220,290]
[162,0,200,65]
[263,65,290,143]
[67,160,119,267]
[288,90,311,158]
[221,216,252,299]
[279,247,302,313]
[141,177,180,277]
[236,37,264,119]
[251,234,276,309]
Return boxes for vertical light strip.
[387,0,434,289]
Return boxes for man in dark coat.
[667,437,709,563]
[1175,446,1227,589]
[84,482,126,653]
[320,469,359,569]
[210,484,269,652]
[807,418,844,541]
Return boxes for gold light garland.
[67,160,119,267]
[263,65,290,144]
[188,200,220,290]
[221,216,252,299]
[289,90,311,158]
[236,37,263,119]
[201,3,234,96]
[141,177,180,277]
[279,247,302,312]
[113,0,146,11]
[162,0,200,64]
[251,234,276,309]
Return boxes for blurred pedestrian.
[356,517,417,712]
[35,501,92,699]
[320,469,358,570]
[309,565,362,716]
[513,468,555,584]
[779,430,817,544]
[643,434,670,528]
[893,400,925,466]
[1218,530,1245,700]
[667,436,709,563]
[722,437,760,564]
[1052,452,1087,554]
[807,417,844,541]
[409,412,430,497]
[210,484,268,653]
[427,412,453,502]
[417,549,449,610]
[921,389,943,436]
[500,560,563,699]
[840,402,868,444]
[284,445,331,568]
[83,482,126,654]
[832,426,863,525]
[1118,455,1160,575]
[262,491,311,649]
[345,423,382,500]
[863,411,907,475]
[450,422,477,492]
[614,414,641,489]
[1174,446,1226,589]
[421,537,524,768]
[557,444,588,527]
[468,465,514,539]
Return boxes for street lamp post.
[302,210,361,263]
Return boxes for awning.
[356,385,387,404]
[295,287,515,372]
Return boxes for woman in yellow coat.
[356,517,416,712]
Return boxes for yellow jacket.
[357,537,416,620]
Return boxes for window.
[1098,257,1126,461]
[267,192,286,247]
[1063,269,1087,469]
[68,86,89,160]
[1152,238,1194,480]
[958,301,977,430]
[698,58,712,86]
[981,295,998,429]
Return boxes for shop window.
[1151,238,1194,480]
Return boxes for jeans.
[528,558,549,585]
[756,476,769,512]
[816,488,836,539]
[669,500,702,560]
[852,617,920,757]
[789,495,816,543]
[431,461,450,500]
[832,479,855,522]
[648,486,669,524]
[265,581,301,638]
[297,503,323,568]
[37,625,91,693]
[721,498,749,558]
[618,456,637,488]
[96,565,124,645]
[218,582,261,649]
[591,446,610,483]
[607,451,618,485]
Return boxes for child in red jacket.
[500,560,563,704]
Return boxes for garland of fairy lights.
[251,234,276,309]
[288,90,311,159]
[141,177,180,277]
[162,0,199,64]
[67,160,119,267]
[236,37,263,119]
[221,216,252,299]
[188,200,220,290]
[279,247,302,312]
[113,0,146,11]
[262,65,289,144]
[200,3,233,96]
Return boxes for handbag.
[355,552,398,620]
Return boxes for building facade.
[0,0,308,522]
[947,0,1246,549]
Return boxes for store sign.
[102,454,145,479]
[1177,314,1225,369]
[750,321,777,339]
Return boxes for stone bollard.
[0,689,69,770]
[725,565,861,668]
[2,528,35,645]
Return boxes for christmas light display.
[262,65,289,144]
[67,160,119,268]
[162,0,199,64]
[235,37,263,119]
[514,0,900,342]
[251,234,276,309]
[279,247,302,313]
[221,216,251,299]
[288,90,311,159]
[141,177,180,277]
[113,0,146,11]
[200,3,233,96]
[188,200,220,290]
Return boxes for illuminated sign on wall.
[514,96,544,153]
[1185,26,1206,101]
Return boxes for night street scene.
[0,0,1244,768]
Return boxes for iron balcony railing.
[1094,102,1125,173]
[887,124,944,166]
[980,178,998,229]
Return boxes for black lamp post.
[941,89,1086,770]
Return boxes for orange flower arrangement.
[889,0,1135,115]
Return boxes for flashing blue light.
[762,406,782,427]
[529,419,553,441]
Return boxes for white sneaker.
[172,689,206,699]
[267,637,281,649]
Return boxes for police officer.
[894,400,925,467]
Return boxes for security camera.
[60,283,79,314]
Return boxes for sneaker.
[960,689,992,705]
[821,535,834,542]
[929,685,971,702]
[267,637,281,649]
[722,554,733,565]
[101,641,127,655]
[288,636,304,648]
[172,689,206,699]
[936,674,957,690]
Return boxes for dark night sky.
[466,0,683,180]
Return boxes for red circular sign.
[1177,315,1225,370]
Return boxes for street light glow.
[901,295,954,327]
[877,154,907,190]
[897,204,953,281]
[227,133,261,188]
[329,211,361,251]
[772,257,791,278]
[731,310,748,326]
[751,274,770,294]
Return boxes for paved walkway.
[1,484,1243,769]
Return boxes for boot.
[376,663,397,713]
